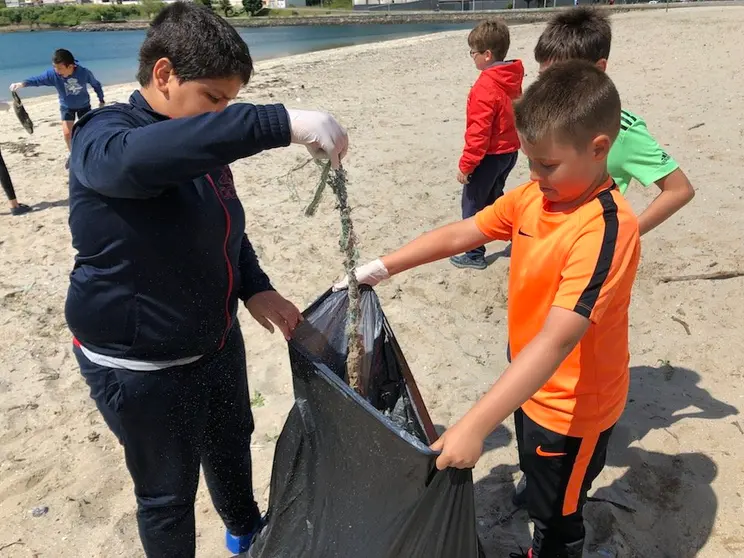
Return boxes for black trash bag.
[249,287,483,558]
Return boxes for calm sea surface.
[0,23,471,98]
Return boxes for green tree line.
[0,4,147,27]
[0,0,353,28]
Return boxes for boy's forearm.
[458,332,573,439]
[637,192,688,235]
[459,137,489,175]
[457,308,589,439]
[459,155,481,176]
[89,73,104,102]
[72,103,291,198]
[239,234,274,301]
[380,219,491,276]
[638,169,695,235]
[460,103,495,174]
[22,74,51,87]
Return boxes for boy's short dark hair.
[53,49,75,66]
[534,7,611,65]
[468,19,510,61]
[514,60,620,149]
[136,1,253,87]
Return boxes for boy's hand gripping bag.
[248,287,484,558]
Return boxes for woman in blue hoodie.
[10,48,104,167]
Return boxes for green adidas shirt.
[608,109,679,194]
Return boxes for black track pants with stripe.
[515,408,615,558]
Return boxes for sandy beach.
[1,5,744,557]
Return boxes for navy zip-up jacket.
[66,91,291,361]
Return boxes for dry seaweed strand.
[305,161,364,393]
[658,270,744,283]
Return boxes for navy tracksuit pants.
[74,324,260,558]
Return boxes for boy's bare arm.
[637,168,695,235]
[334,219,493,290]
[335,189,518,290]
[381,218,492,276]
[431,307,589,469]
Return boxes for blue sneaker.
[225,529,257,555]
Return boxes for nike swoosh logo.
[518,227,532,237]
[536,446,567,457]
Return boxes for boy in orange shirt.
[337,61,640,558]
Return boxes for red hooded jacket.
[459,60,524,175]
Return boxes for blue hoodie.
[66,91,291,361]
[23,64,104,110]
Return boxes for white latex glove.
[9,83,24,92]
[287,109,348,169]
[333,259,390,292]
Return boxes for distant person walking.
[0,100,31,216]
[9,48,104,169]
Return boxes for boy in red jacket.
[451,19,524,270]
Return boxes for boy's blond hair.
[534,7,612,64]
[514,60,620,149]
[468,19,510,61]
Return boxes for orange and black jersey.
[475,178,641,436]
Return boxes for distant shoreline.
[1,3,739,33]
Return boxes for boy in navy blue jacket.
[10,48,105,160]
[65,3,348,557]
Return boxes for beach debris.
[0,540,24,552]
[687,122,705,131]
[12,91,34,135]
[586,497,636,514]
[7,402,39,412]
[0,141,40,158]
[657,359,676,381]
[670,315,691,335]
[303,162,364,394]
[30,506,49,518]
[87,431,100,443]
[303,160,331,217]
[659,270,744,283]
[733,421,744,436]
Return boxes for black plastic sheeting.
[248,287,483,558]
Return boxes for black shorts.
[515,408,615,558]
[61,105,91,122]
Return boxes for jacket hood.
[481,59,524,99]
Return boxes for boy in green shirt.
[534,7,694,236]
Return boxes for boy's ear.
[595,59,608,72]
[591,134,612,160]
[152,57,175,93]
